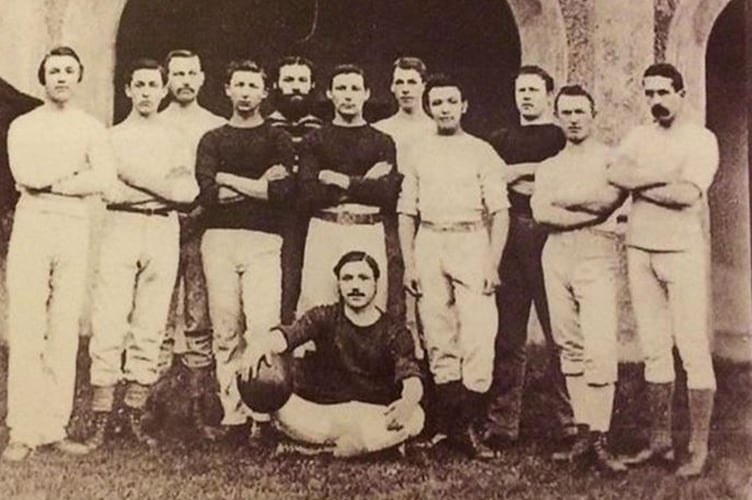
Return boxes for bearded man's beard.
[275,92,312,121]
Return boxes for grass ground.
[0,342,750,499]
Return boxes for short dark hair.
[328,64,368,90]
[125,58,167,86]
[423,73,466,111]
[393,57,427,81]
[37,46,84,85]
[225,59,267,87]
[333,251,380,281]
[164,49,201,70]
[517,65,555,93]
[275,55,315,83]
[555,84,595,114]
[643,63,684,92]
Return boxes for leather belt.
[107,204,172,217]
[421,220,485,232]
[314,211,383,225]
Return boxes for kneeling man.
[241,251,424,457]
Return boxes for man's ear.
[326,88,333,101]
[364,88,371,101]
[461,100,469,114]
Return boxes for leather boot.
[552,424,591,462]
[412,381,457,449]
[186,365,224,441]
[591,431,627,475]
[452,388,494,459]
[85,411,111,451]
[675,389,714,478]
[126,407,158,448]
[622,382,674,466]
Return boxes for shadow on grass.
[0,340,750,499]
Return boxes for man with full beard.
[267,56,323,325]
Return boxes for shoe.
[620,445,674,466]
[51,438,91,456]
[591,432,627,475]
[623,382,675,468]
[409,432,449,451]
[126,408,158,448]
[451,424,490,459]
[552,424,591,462]
[2,442,33,462]
[84,412,110,451]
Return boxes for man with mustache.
[240,251,424,457]
[482,65,575,454]
[531,85,628,473]
[87,58,199,450]
[398,73,509,458]
[3,46,115,462]
[267,56,322,326]
[608,63,719,478]
[297,65,401,317]
[195,60,295,443]
[158,49,226,439]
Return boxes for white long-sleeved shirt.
[8,105,116,217]
[108,116,199,207]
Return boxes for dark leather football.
[236,352,293,414]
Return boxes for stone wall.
[0,0,747,360]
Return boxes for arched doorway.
[705,0,750,352]
[114,0,521,136]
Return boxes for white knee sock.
[586,383,615,433]
[565,374,588,426]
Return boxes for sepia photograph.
[0,0,749,498]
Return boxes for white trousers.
[627,246,716,390]
[276,394,424,455]
[414,227,498,393]
[90,211,179,388]
[542,231,621,385]
[202,229,282,425]
[6,207,90,446]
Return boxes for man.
[267,56,323,325]
[398,73,509,457]
[373,57,434,165]
[159,49,226,437]
[531,85,628,473]
[241,251,424,457]
[483,65,575,450]
[195,60,295,440]
[608,63,718,478]
[86,58,199,449]
[267,55,323,148]
[297,64,401,317]
[3,46,115,462]
[373,56,434,356]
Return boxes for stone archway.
[665,0,733,122]
[667,0,750,360]
[57,0,567,125]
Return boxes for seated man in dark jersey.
[241,251,424,457]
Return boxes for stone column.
[590,0,654,145]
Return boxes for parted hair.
[333,251,381,281]
[37,46,84,85]
[555,84,596,114]
[125,58,167,86]
[225,59,268,87]
[517,65,555,93]
[393,56,427,81]
[643,63,684,92]
[275,55,316,83]
[164,49,201,70]
[328,64,368,90]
